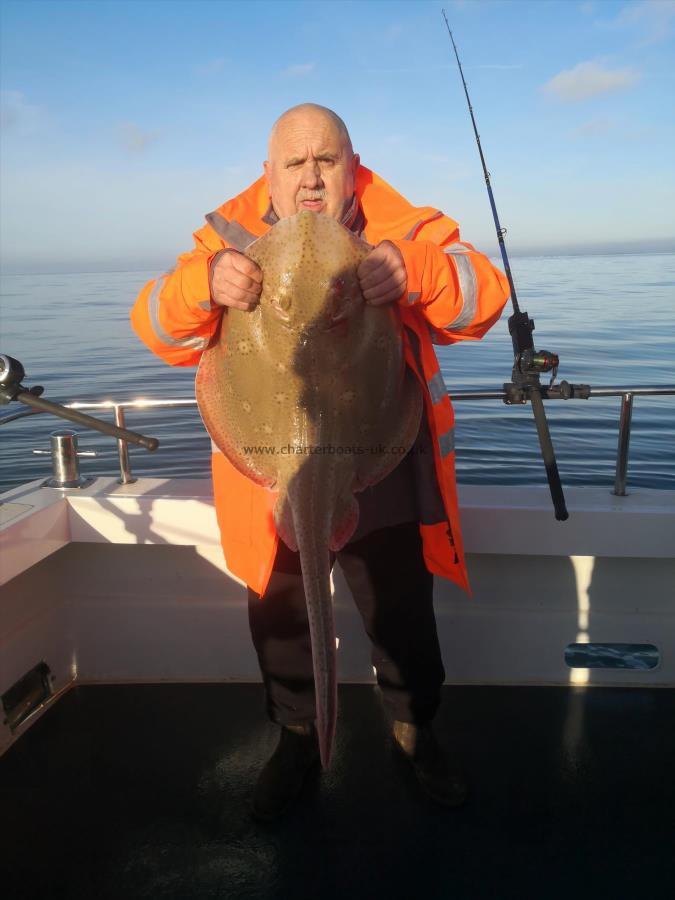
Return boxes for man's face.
[264,111,359,221]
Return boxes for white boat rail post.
[91,397,197,483]
[614,392,634,497]
[114,405,134,485]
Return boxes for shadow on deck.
[2,683,674,899]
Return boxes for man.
[131,103,509,821]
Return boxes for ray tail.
[288,486,338,770]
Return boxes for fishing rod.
[0,354,159,450]
[441,10,568,521]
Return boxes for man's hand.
[357,241,407,306]
[210,249,263,311]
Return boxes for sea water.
[1,252,674,493]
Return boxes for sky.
[1,0,674,272]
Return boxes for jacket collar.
[261,193,364,235]
[208,165,449,245]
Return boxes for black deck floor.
[2,683,674,899]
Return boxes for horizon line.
[2,240,674,278]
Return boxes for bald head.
[263,104,360,221]
[268,104,354,158]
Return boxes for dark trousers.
[247,521,446,727]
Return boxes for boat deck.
[2,682,674,898]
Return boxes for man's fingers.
[366,284,407,306]
[210,249,263,309]
[367,286,406,306]
[362,269,406,301]
[226,297,258,311]
[358,252,389,286]
[229,252,263,283]
[215,282,259,309]
[359,262,392,291]
[211,276,261,309]
[220,266,262,295]
[358,248,386,272]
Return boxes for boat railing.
[1,387,674,497]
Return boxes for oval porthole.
[564,643,659,670]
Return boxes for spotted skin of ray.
[196,210,422,768]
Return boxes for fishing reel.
[503,310,561,404]
[515,349,559,378]
[0,354,44,405]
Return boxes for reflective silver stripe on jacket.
[406,291,421,306]
[403,325,447,525]
[148,276,208,350]
[402,210,444,241]
[441,243,478,332]
[427,370,447,405]
[210,439,221,455]
[438,426,455,458]
[206,212,258,251]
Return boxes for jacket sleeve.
[130,224,229,367]
[391,220,510,346]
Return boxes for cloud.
[542,61,640,102]
[571,117,616,138]
[468,63,524,70]
[367,62,521,75]
[571,117,652,142]
[281,62,315,77]
[579,1,595,13]
[194,57,227,76]
[119,122,158,154]
[383,23,404,40]
[615,0,675,45]
[0,90,44,134]
[367,64,451,74]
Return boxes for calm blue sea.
[1,252,674,493]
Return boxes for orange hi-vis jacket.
[131,165,510,597]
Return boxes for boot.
[392,720,469,808]
[252,723,320,822]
